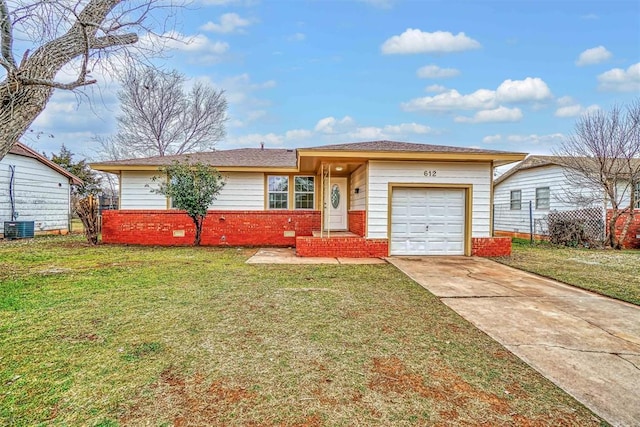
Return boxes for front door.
[324,177,347,230]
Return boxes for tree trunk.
[607,210,621,249]
[0,0,136,160]
[617,210,634,250]
[0,84,54,158]
[192,215,203,246]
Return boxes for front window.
[294,176,314,209]
[635,182,640,209]
[268,176,289,209]
[536,187,550,210]
[510,190,521,210]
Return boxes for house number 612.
[424,170,437,177]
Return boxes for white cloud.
[381,29,481,54]
[554,97,600,118]
[581,13,599,20]
[425,84,447,93]
[505,133,565,145]
[314,116,355,133]
[403,77,552,113]
[345,123,432,140]
[141,31,229,56]
[287,32,306,42]
[383,123,431,134]
[455,106,523,124]
[200,13,252,34]
[482,134,502,144]
[495,77,552,103]
[227,133,284,148]
[576,46,612,66]
[285,129,313,140]
[402,88,497,111]
[597,63,640,92]
[416,65,460,79]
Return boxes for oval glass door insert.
[331,184,340,208]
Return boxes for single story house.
[493,155,640,248]
[91,141,526,257]
[1,142,82,237]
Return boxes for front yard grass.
[495,239,640,306]
[1,235,604,426]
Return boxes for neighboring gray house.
[1,143,82,237]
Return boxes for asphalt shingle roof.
[94,148,298,168]
[303,140,519,155]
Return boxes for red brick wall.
[101,210,321,246]
[606,210,640,249]
[348,210,366,236]
[296,236,388,258]
[472,237,512,257]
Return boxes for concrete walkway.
[388,256,640,427]
[246,248,386,265]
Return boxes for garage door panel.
[390,187,465,256]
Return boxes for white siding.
[0,153,71,235]
[349,163,367,210]
[216,172,264,209]
[493,165,603,234]
[120,171,167,209]
[119,170,265,210]
[367,161,492,239]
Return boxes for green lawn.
[0,236,604,426]
[495,239,640,306]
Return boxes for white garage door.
[390,187,465,256]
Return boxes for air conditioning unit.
[4,221,35,239]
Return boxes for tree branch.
[0,0,16,70]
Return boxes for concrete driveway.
[388,256,640,427]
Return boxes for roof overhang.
[297,149,527,168]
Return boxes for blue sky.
[23,0,640,160]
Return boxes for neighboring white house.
[493,155,639,238]
[0,143,82,237]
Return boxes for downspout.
[9,165,17,220]
[327,164,331,239]
[320,163,324,239]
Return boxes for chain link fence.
[493,202,605,246]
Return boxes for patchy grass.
[495,239,640,306]
[0,236,604,426]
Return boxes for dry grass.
[495,239,640,305]
[0,236,605,426]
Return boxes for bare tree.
[102,66,227,159]
[0,0,179,160]
[555,100,640,249]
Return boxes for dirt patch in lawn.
[369,357,509,415]
[122,368,257,426]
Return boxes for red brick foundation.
[494,230,549,241]
[472,237,512,257]
[348,210,366,236]
[101,210,320,246]
[606,210,640,249]
[296,236,388,257]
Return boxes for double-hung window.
[510,190,522,210]
[268,176,289,209]
[267,175,316,210]
[294,176,314,209]
[535,187,550,210]
[635,182,640,209]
